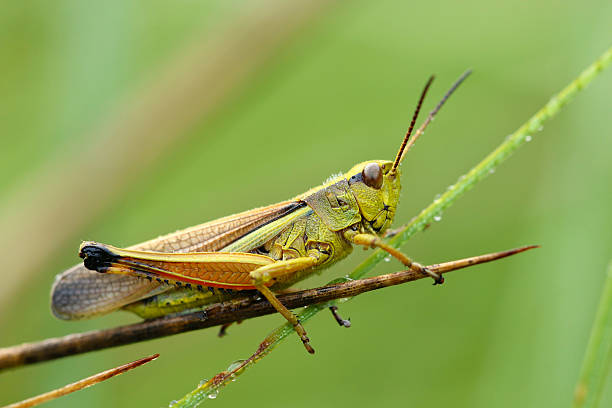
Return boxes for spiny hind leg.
[345,231,444,285]
[250,256,320,354]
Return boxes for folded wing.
[51,200,306,319]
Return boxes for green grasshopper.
[51,71,523,353]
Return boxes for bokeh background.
[1,1,611,407]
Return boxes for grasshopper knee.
[249,256,318,285]
[249,269,270,284]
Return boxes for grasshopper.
[51,71,517,353]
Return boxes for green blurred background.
[1,0,611,407]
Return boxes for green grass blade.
[572,261,612,408]
[171,302,331,406]
[172,44,612,407]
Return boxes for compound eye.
[362,163,383,189]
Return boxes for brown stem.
[0,246,536,370]
[4,354,158,408]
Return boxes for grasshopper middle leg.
[250,256,319,354]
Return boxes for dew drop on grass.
[433,215,442,222]
[525,135,532,142]
[208,389,219,399]
[384,256,391,262]
[198,379,208,386]
[169,400,178,407]
[227,360,246,372]
[489,168,495,174]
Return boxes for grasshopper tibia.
[254,283,314,354]
[329,306,351,328]
[345,232,444,284]
[249,256,322,353]
[218,323,231,337]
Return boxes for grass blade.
[573,261,612,408]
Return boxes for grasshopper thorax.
[345,160,400,235]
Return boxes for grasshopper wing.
[51,200,307,319]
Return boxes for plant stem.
[0,247,532,370]
[4,354,158,408]
[572,261,612,408]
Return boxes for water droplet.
[384,256,391,262]
[169,400,178,407]
[227,360,246,372]
[489,168,495,174]
[208,390,219,399]
[434,193,441,201]
[433,215,442,222]
[198,379,208,386]
[525,135,532,142]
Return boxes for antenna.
[391,75,434,173]
[392,69,472,172]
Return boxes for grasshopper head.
[345,71,471,235]
[346,160,400,235]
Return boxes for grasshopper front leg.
[344,231,444,284]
